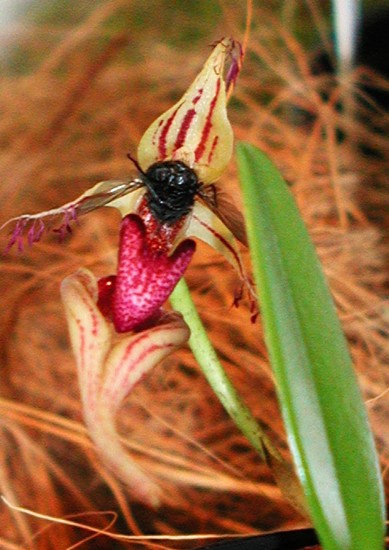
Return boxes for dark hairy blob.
[142,160,201,224]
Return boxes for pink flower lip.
[97,214,196,333]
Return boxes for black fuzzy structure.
[143,160,201,224]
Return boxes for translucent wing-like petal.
[199,183,248,247]
[186,202,257,312]
[1,178,144,251]
[75,178,144,214]
[187,202,245,279]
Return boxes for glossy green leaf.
[236,141,385,550]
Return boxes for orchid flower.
[61,268,190,507]
[2,39,254,503]
[61,212,193,506]
[2,38,252,332]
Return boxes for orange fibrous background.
[0,1,388,548]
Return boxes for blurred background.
[0,1,387,548]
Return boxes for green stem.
[170,277,272,460]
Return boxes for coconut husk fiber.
[0,1,388,548]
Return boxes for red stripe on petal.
[121,341,175,370]
[76,318,85,368]
[158,104,181,159]
[192,87,204,105]
[207,135,219,165]
[174,108,196,151]
[194,78,221,163]
[152,119,164,148]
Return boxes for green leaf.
[236,141,385,550]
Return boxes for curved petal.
[185,202,257,311]
[61,269,190,507]
[137,39,235,183]
[102,312,190,410]
[89,312,189,507]
[86,402,161,507]
[60,268,112,413]
[187,202,246,281]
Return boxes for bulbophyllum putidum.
[2,39,252,505]
[61,268,190,506]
